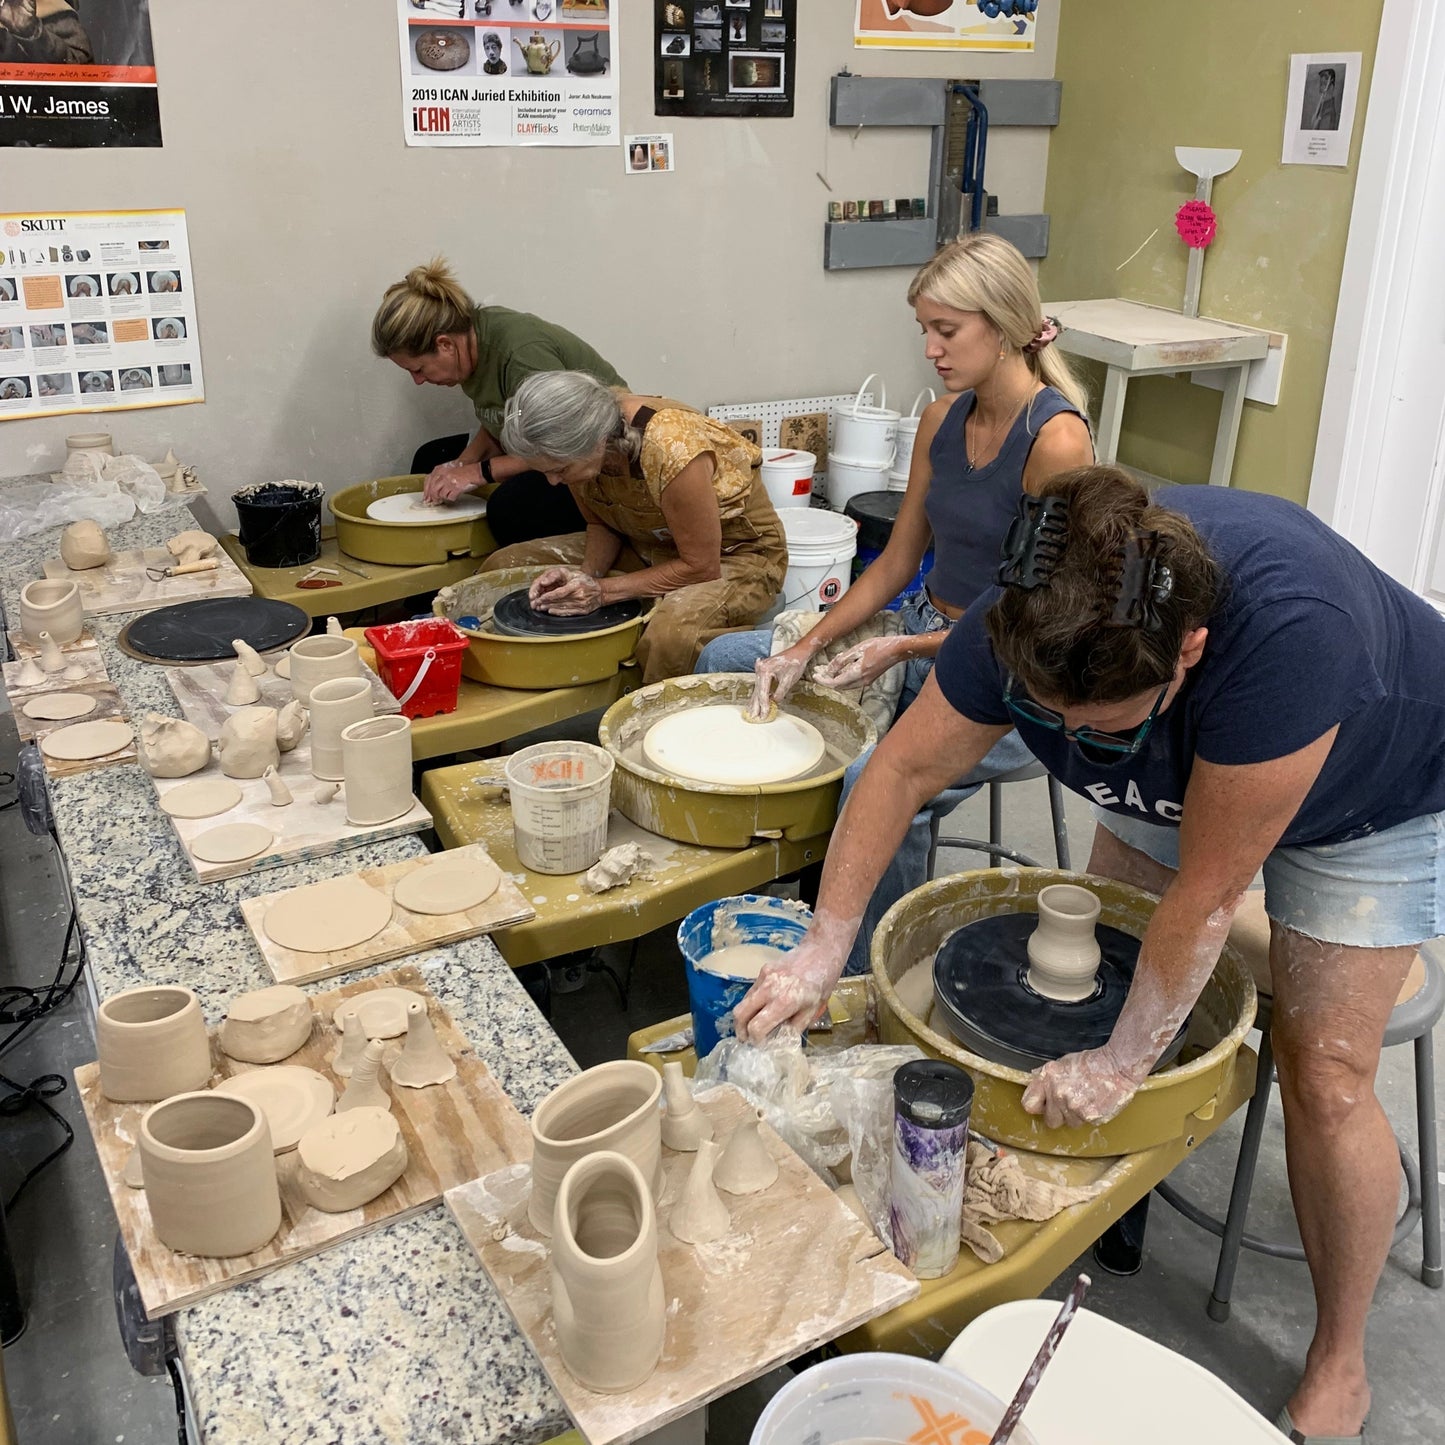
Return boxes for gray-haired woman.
[480,371,787,684]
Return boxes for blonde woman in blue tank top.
[699,235,1094,974]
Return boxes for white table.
[1047,298,1273,488]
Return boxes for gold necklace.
[965,388,1032,472]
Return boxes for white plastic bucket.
[778,508,856,612]
[827,454,894,513]
[760,448,816,510]
[749,1354,1038,1445]
[889,387,935,485]
[832,372,900,468]
[504,740,615,875]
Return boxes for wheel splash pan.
[597,673,877,848]
[871,867,1257,1158]
[330,474,495,565]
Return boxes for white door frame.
[1308,0,1445,589]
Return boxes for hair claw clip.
[997,494,1070,590]
[1109,531,1174,629]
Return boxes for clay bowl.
[97,985,213,1103]
[19,578,84,645]
[529,1060,662,1235]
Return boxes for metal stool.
[1156,892,1444,1319]
[926,760,1072,873]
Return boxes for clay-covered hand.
[1021,1044,1149,1131]
[813,635,909,691]
[748,645,809,720]
[529,566,604,616]
[732,934,845,1043]
[422,460,481,505]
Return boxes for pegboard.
[707,391,875,501]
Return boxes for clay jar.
[138,1093,282,1257]
[340,715,413,826]
[550,1150,666,1393]
[1026,883,1103,1002]
[308,676,373,782]
[19,579,84,645]
[97,985,213,1103]
[289,635,359,706]
[529,1059,662,1235]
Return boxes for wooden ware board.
[14,678,128,746]
[240,845,536,986]
[3,645,110,697]
[165,656,398,736]
[6,627,99,661]
[446,1085,919,1445]
[42,544,253,616]
[75,964,532,1321]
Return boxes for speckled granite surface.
[2,498,577,1445]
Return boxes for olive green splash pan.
[330,474,495,565]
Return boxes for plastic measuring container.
[504,740,615,875]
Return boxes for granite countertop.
[2,497,578,1445]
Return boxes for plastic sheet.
[0,479,136,541]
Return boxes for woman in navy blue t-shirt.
[735,468,1445,1443]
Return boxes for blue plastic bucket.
[677,894,812,1057]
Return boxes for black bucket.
[232,481,324,569]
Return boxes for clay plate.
[214,1066,336,1153]
[333,986,427,1040]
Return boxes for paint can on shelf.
[776,508,856,613]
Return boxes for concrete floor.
[3,713,1443,1443]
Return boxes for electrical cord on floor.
[165,1355,191,1445]
[0,767,15,811]
[0,1067,73,1212]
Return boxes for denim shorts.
[1094,805,1445,949]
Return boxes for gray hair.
[500,371,640,463]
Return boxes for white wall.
[1,0,1058,528]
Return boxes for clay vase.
[1026,883,1103,1002]
[340,716,413,826]
[660,1060,713,1152]
[714,1109,779,1196]
[97,985,213,1103]
[308,676,373,781]
[289,635,359,706]
[669,1139,730,1244]
[550,1150,666,1392]
[19,579,84,645]
[529,1060,662,1235]
[138,1093,282,1257]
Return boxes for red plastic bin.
[363,619,470,719]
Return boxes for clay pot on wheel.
[340,715,413,825]
[308,676,373,782]
[1026,883,1103,1002]
[529,1060,662,1235]
[19,579,83,645]
[288,635,359,705]
[97,985,213,1103]
[139,1093,282,1257]
[550,1150,666,1392]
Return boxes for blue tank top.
[923,386,1084,610]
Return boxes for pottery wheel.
[38,719,133,761]
[333,986,427,1040]
[160,778,244,820]
[392,855,501,916]
[931,913,1189,1073]
[214,1066,335,1153]
[365,491,488,525]
[119,598,310,664]
[22,692,96,721]
[490,587,642,638]
[191,822,275,864]
[263,875,393,954]
[415,28,470,69]
[641,705,827,786]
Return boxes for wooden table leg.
[1095,366,1129,465]
[1209,363,1249,487]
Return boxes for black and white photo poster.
[655,0,796,118]
[1282,51,1360,167]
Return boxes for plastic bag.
[101,454,167,513]
[0,479,135,541]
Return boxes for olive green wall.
[1039,1,1383,503]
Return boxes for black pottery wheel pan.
[489,587,642,638]
[931,911,1189,1072]
[119,597,311,663]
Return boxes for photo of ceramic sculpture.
[59,519,112,571]
[218,706,280,779]
[669,1138,730,1244]
[20,579,84,645]
[1026,883,1103,1002]
[529,1059,662,1234]
[340,716,414,826]
[96,985,213,1103]
[219,984,314,1064]
[660,1060,713,1152]
[550,1151,666,1392]
[389,999,456,1088]
[714,1109,779,1195]
[289,635,360,705]
[295,1107,408,1213]
[307,676,373,782]
[138,1093,282,1257]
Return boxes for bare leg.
[1086,821,1177,896]
[1268,924,1414,1437]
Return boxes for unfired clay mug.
[308,676,374,782]
[96,985,213,1103]
[19,579,84,645]
[1026,883,1103,1001]
[288,635,359,705]
[340,715,413,825]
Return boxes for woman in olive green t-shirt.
[371,256,627,546]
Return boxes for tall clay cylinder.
[139,1094,282,1257]
[308,676,374,781]
[97,985,213,1103]
[289,635,359,705]
[19,579,84,645]
[340,715,413,825]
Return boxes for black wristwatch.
[479,457,495,485]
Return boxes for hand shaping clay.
[191,822,275,864]
[336,1040,390,1112]
[232,638,267,676]
[391,855,501,916]
[660,1059,713,1152]
[140,713,211,778]
[59,518,112,570]
[22,692,96,721]
[296,1107,407,1212]
[275,699,308,753]
[213,1066,335,1153]
[714,1109,779,1195]
[39,718,133,761]
[669,1138,730,1244]
[219,984,314,1063]
[262,766,293,807]
[218,706,280,779]
[166,529,218,567]
[263,874,392,954]
[159,777,243,819]
[225,666,261,706]
[329,1009,367,1077]
[389,999,456,1088]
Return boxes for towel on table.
[961,1141,1106,1264]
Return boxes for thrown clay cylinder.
[340,715,413,826]
[308,676,373,782]
[660,1059,713,1152]
[529,1059,662,1235]
[218,706,280,780]
[296,1107,407,1213]
[715,1109,779,1195]
[389,999,456,1088]
[20,579,83,645]
[139,1093,282,1257]
[337,1040,390,1112]
[139,714,211,778]
[1026,883,1103,1002]
[219,984,313,1064]
[289,635,359,705]
[97,985,212,1103]
[669,1138,730,1244]
[550,1151,666,1392]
